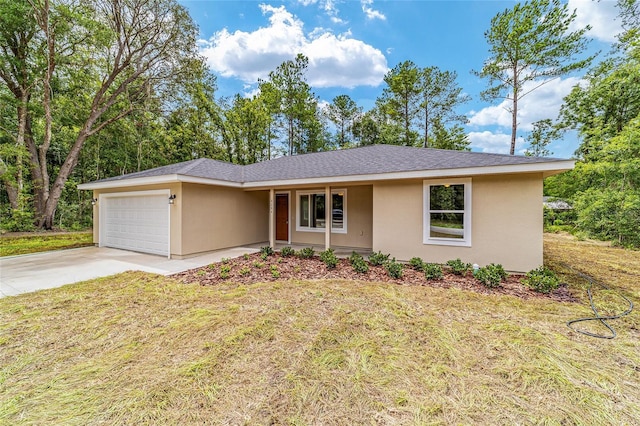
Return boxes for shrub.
[270,264,280,278]
[423,263,443,280]
[523,266,560,293]
[409,257,425,271]
[280,246,295,257]
[239,267,251,276]
[385,258,403,279]
[243,253,250,260]
[446,258,471,276]
[260,246,274,257]
[219,264,232,279]
[368,251,390,266]
[349,252,369,273]
[298,247,315,259]
[319,248,339,269]
[474,264,505,288]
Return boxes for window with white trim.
[423,178,471,246]
[297,189,346,233]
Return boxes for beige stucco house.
[78,145,574,272]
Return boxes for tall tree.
[0,0,201,228]
[325,94,360,147]
[378,60,421,146]
[475,0,594,155]
[419,67,470,148]
[524,119,558,157]
[267,54,320,156]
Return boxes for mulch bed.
[172,252,577,302]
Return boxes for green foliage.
[474,264,507,288]
[280,246,295,257]
[409,257,425,271]
[446,258,471,276]
[270,264,280,278]
[1,209,35,232]
[525,119,558,157]
[349,251,369,273]
[368,251,390,266]
[0,232,92,257]
[297,247,315,259]
[219,264,232,279]
[239,267,251,276]
[260,246,274,257]
[523,266,560,293]
[319,248,339,269]
[326,95,359,147]
[423,263,443,280]
[476,0,593,154]
[385,258,403,279]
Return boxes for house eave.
[77,174,243,190]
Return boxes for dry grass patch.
[0,234,638,424]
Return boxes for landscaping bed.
[173,250,576,302]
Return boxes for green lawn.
[0,231,93,257]
[0,234,638,424]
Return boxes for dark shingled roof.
[84,144,571,185]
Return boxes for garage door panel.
[102,194,169,256]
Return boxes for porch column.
[325,185,331,250]
[269,188,275,248]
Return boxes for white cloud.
[468,131,525,154]
[361,0,386,21]
[569,0,622,43]
[469,76,583,131]
[199,4,387,88]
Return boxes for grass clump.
[349,251,369,274]
[409,257,425,271]
[385,258,403,279]
[319,248,338,269]
[523,266,560,293]
[297,247,315,259]
[270,265,280,278]
[446,258,471,276]
[368,251,390,266]
[280,246,295,257]
[423,263,443,280]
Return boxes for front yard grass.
[0,233,638,424]
[0,231,93,257]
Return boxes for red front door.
[276,194,289,241]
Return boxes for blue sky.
[179,0,622,158]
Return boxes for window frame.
[296,189,347,234]
[423,178,472,247]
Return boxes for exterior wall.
[92,183,183,256]
[289,185,373,249]
[372,174,543,272]
[180,183,269,256]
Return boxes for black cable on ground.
[560,263,634,339]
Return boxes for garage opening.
[100,191,170,257]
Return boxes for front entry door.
[276,194,289,241]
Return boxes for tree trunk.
[510,65,518,156]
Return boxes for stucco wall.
[288,185,373,249]
[372,174,543,272]
[92,183,183,256]
[180,183,269,255]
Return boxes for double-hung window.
[297,189,346,233]
[423,178,471,246]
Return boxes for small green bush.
[319,248,339,269]
[219,264,232,279]
[385,258,403,279]
[446,258,471,276]
[474,264,505,288]
[270,264,280,278]
[523,266,560,293]
[280,246,295,257]
[368,251,390,266]
[349,252,369,273]
[260,246,274,257]
[243,253,250,260]
[409,257,425,271]
[423,263,443,280]
[239,267,251,276]
[298,247,315,259]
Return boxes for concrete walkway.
[0,246,259,298]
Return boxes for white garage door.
[101,193,169,256]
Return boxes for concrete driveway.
[0,246,259,298]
